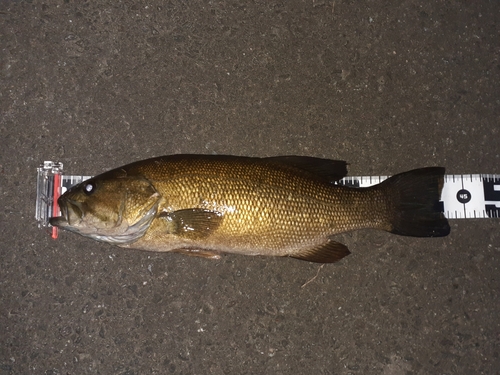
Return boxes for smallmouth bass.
[50,155,450,263]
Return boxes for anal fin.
[290,240,350,263]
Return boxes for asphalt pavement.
[1,1,499,374]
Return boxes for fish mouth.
[49,199,83,229]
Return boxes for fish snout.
[49,198,84,228]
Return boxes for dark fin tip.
[383,167,450,238]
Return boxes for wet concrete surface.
[1,1,499,374]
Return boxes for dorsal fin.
[264,156,348,183]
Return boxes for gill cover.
[51,169,160,244]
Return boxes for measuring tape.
[36,161,500,238]
[35,162,91,238]
[337,174,500,219]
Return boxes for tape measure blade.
[442,174,500,219]
[36,161,500,230]
[463,175,489,218]
[441,175,485,219]
[341,174,500,220]
[482,174,500,218]
[53,173,500,220]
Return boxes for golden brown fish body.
[50,155,450,263]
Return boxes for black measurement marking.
[456,189,471,204]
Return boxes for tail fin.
[381,167,450,237]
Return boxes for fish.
[49,155,450,263]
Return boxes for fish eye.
[83,182,96,196]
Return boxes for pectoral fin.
[159,209,223,240]
[290,240,351,263]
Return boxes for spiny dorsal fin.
[159,209,223,240]
[265,156,348,183]
[290,240,351,263]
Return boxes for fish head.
[50,169,160,244]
